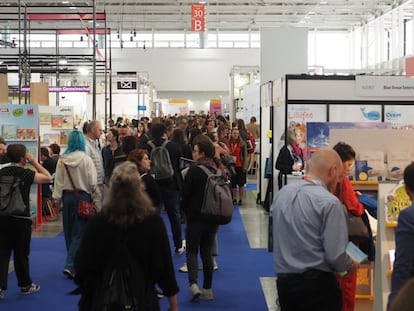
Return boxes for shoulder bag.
[343,204,369,243]
[64,164,96,218]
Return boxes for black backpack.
[0,169,26,216]
[93,235,146,311]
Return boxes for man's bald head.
[308,148,343,193]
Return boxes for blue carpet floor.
[2,205,274,311]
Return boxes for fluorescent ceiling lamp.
[78,67,89,75]
[59,58,67,65]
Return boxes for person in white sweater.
[53,130,97,279]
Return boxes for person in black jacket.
[74,161,179,311]
[275,127,305,189]
[181,139,220,301]
[142,123,184,255]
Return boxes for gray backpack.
[148,140,174,180]
[198,165,233,225]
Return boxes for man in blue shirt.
[272,148,359,311]
[388,162,414,310]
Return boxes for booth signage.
[117,80,137,90]
[138,105,146,111]
[356,76,414,97]
[191,4,205,32]
[21,86,90,92]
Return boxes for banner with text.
[191,4,205,32]
[355,75,414,97]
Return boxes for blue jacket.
[388,203,414,308]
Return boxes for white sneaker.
[213,261,218,271]
[175,246,185,255]
[20,283,40,295]
[189,283,201,301]
[179,262,188,273]
[200,288,214,300]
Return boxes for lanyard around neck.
[302,175,320,185]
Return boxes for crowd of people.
[4,114,414,310]
[0,113,260,310]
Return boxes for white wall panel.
[111,48,260,92]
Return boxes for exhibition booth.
[262,74,414,309]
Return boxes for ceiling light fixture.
[78,67,89,75]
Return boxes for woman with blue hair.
[53,130,97,279]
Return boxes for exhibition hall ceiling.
[0,0,411,33]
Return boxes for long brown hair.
[103,161,155,228]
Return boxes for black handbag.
[343,205,369,243]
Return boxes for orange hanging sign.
[191,4,205,32]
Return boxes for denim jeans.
[62,191,89,273]
[159,187,183,250]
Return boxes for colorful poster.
[385,181,411,226]
[210,99,222,115]
[306,122,392,152]
[40,106,74,129]
[306,122,330,151]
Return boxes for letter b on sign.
[191,4,205,32]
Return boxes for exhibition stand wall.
[264,74,414,310]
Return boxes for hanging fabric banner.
[191,4,205,32]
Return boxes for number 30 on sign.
[191,4,205,32]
